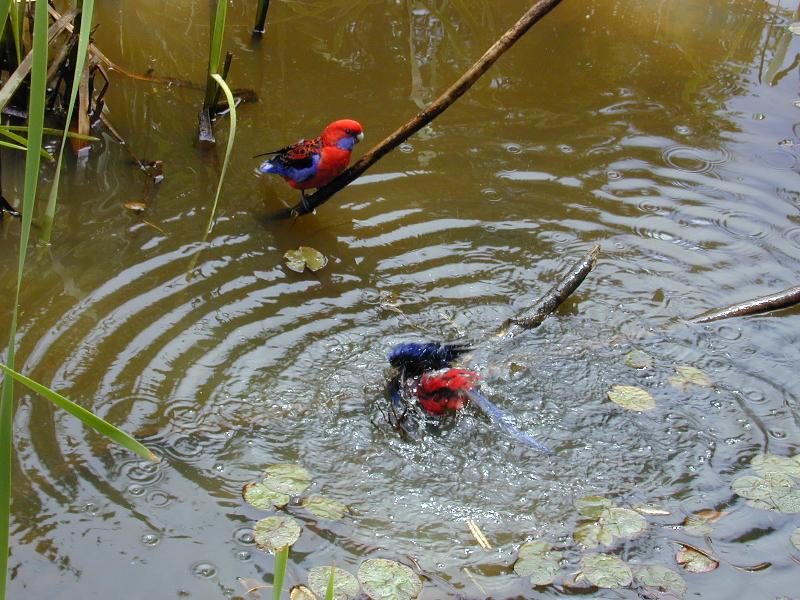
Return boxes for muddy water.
[2,0,800,597]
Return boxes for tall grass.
[205,73,237,234]
[204,0,228,109]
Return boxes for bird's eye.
[345,129,353,135]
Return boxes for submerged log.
[691,285,800,323]
[499,244,600,338]
[270,0,566,219]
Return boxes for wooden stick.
[691,285,800,323]
[499,244,600,338]
[253,0,271,36]
[269,0,566,219]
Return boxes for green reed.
[204,0,228,109]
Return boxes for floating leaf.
[575,495,614,518]
[607,385,655,411]
[624,350,653,369]
[243,482,290,509]
[790,22,800,35]
[238,576,268,598]
[751,453,800,479]
[732,473,800,513]
[514,540,563,586]
[289,585,317,600]
[792,527,800,551]
[357,559,422,600]
[253,515,301,552]
[263,464,312,496]
[676,544,718,573]
[284,246,328,273]
[575,507,646,548]
[574,520,613,548]
[633,565,687,598]
[302,495,348,520]
[124,201,147,213]
[580,554,632,588]
[632,504,670,516]
[308,567,359,600]
[668,365,712,389]
[682,515,712,536]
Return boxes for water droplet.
[234,527,256,545]
[235,550,251,562]
[399,143,413,153]
[127,483,145,496]
[141,533,160,546]
[192,561,218,579]
[753,113,765,120]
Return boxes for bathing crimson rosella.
[386,342,551,453]
[256,119,364,209]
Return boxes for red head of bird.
[320,119,364,149]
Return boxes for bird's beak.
[356,131,364,143]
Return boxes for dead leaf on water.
[668,365,712,389]
[682,509,725,536]
[632,503,671,516]
[124,201,147,214]
[607,385,656,411]
[284,246,328,273]
[580,553,632,588]
[632,564,687,598]
[624,349,653,369]
[289,585,317,600]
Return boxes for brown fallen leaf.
[675,543,719,573]
[124,200,147,214]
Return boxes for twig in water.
[269,0,566,219]
[691,285,800,323]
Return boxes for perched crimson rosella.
[386,342,552,453]
[256,119,364,208]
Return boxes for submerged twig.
[253,0,271,36]
[691,285,800,323]
[499,244,600,338]
[269,0,566,219]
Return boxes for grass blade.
[0,139,29,152]
[0,128,54,160]
[205,73,237,234]
[325,564,335,600]
[272,545,289,600]
[0,0,13,45]
[0,364,159,464]
[1,3,52,596]
[40,0,95,243]
[203,0,227,108]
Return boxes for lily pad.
[668,365,712,389]
[254,515,301,552]
[302,495,348,520]
[575,507,646,548]
[575,495,614,518]
[732,473,800,513]
[633,565,687,598]
[675,544,718,573]
[580,554,632,588]
[357,559,422,600]
[308,566,359,600]
[284,246,328,273]
[607,385,655,411]
[263,463,312,496]
[514,540,563,586]
[243,482,290,510]
[624,349,653,369]
[751,453,800,479]
[682,510,724,536]
[792,527,800,551]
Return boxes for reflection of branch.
[691,285,800,323]
[270,0,566,219]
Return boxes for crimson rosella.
[256,119,364,210]
[386,342,552,453]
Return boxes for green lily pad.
[308,566,359,600]
[263,463,312,496]
[751,453,800,479]
[682,514,712,536]
[675,544,718,573]
[514,540,563,586]
[732,473,800,513]
[574,507,646,548]
[633,565,687,598]
[302,495,348,520]
[575,495,614,518]
[284,246,328,273]
[624,349,653,369]
[580,554,632,588]
[668,365,712,389]
[792,527,800,551]
[243,481,290,509]
[357,559,422,600]
[607,385,655,411]
[254,515,301,552]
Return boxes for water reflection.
[3,0,800,597]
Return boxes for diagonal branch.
[269,0,566,219]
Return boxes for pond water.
[2,0,800,597]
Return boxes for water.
[2,0,800,597]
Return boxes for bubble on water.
[504,143,522,154]
[192,562,218,579]
[399,143,414,153]
[141,533,160,546]
[674,125,691,135]
[233,527,256,545]
[769,429,787,439]
[127,484,145,496]
[607,170,621,180]
[214,463,224,472]
[235,550,252,562]
[558,144,574,154]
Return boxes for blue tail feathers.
[467,390,552,454]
